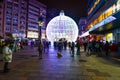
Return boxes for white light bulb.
[46,11,78,42]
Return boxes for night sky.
[37,0,88,23]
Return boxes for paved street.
[0,46,120,80]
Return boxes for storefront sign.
[89,16,116,31]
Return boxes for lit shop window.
[106,7,113,17]
[27,31,38,38]
[106,33,113,42]
[88,3,118,29]
[117,0,120,11]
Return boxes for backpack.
[95,43,99,48]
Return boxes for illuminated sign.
[89,16,116,31]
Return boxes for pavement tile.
[92,76,107,80]
[0,46,120,80]
[106,77,120,80]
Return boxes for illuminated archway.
[46,11,78,42]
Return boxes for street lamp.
[38,14,44,40]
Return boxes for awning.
[79,31,89,38]
[89,16,116,33]
[89,11,120,34]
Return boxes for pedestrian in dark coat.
[83,42,87,52]
[104,41,109,56]
[71,42,75,57]
[57,40,63,57]
[76,39,80,55]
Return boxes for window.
[6,22,11,26]
[20,21,25,25]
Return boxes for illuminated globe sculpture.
[46,11,78,42]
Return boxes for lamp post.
[38,15,44,40]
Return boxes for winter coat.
[2,46,12,62]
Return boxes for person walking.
[83,42,87,52]
[71,42,75,57]
[38,40,43,59]
[95,41,100,56]
[2,42,13,73]
[87,41,92,56]
[104,41,110,56]
[57,39,63,58]
[76,38,81,55]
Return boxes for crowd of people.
[83,40,110,56]
[53,38,115,58]
[53,38,81,57]
[0,37,118,73]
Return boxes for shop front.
[106,33,113,42]
[27,31,38,39]
[89,14,120,56]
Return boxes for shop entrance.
[117,33,120,42]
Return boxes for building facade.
[0,0,46,39]
[0,1,3,37]
[27,0,46,39]
[1,0,28,39]
[86,0,120,43]
[78,18,87,36]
